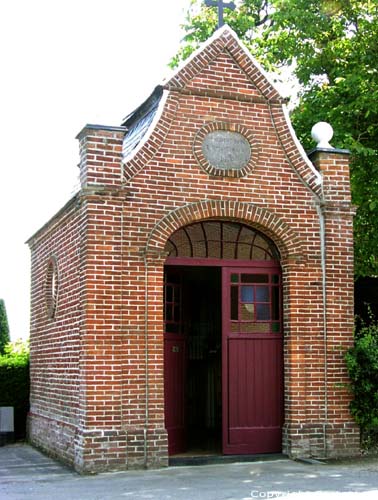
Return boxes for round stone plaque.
[202,130,251,170]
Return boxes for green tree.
[173,0,378,276]
[0,299,10,354]
[273,0,378,277]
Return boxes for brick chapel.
[27,26,359,472]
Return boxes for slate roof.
[121,85,163,160]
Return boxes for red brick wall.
[28,198,83,465]
[28,27,359,472]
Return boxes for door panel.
[164,336,186,455]
[222,267,283,455]
[164,271,186,455]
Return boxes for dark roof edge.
[121,85,164,127]
[26,193,80,246]
[76,124,127,140]
[307,147,350,158]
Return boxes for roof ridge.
[163,24,282,101]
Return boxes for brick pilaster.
[309,147,359,457]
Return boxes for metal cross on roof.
[204,0,236,29]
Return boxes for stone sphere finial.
[311,122,334,149]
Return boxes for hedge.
[0,346,30,440]
[345,310,378,449]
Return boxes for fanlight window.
[165,221,279,260]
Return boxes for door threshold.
[169,452,286,467]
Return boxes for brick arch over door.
[145,200,304,263]
[165,220,280,261]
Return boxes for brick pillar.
[308,147,360,457]
[123,251,168,469]
[73,124,129,473]
[76,124,126,188]
[310,147,352,204]
[144,252,169,468]
[74,183,129,473]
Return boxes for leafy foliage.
[173,0,378,276]
[0,338,30,364]
[0,339,30,439]
[284,1,378,276]
[0,299,10,354]
[345,312,378,446]
[170,0,274,69]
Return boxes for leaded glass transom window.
[165,221,279,260]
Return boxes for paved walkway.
[1,444,378,499]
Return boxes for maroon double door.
[164,262,283,456]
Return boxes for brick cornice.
[79,185,131,200]
[319,201,357,218]
[165,86,284,105]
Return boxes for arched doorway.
[164,221,283,456]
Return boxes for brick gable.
[184,51,263,98]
